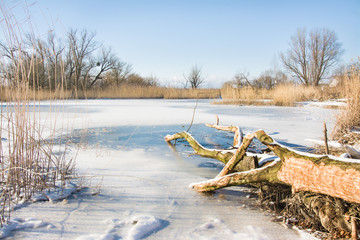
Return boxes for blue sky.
[3,0,360,87]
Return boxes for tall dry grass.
[79,85,221,99]
[332,65,360,143]
[220,86,271,101]
[0,87,73,102]
[0,85,221,101]
[272,84,319,106]
[0,3,74,226]
[220,83,342,106]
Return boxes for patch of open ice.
[0,218,51,239]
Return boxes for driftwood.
[165,123,360,233]
[165,125,360,203]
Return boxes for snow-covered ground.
[4,99,338,239]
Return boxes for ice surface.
[5,99,336,239]
[301,100,346,108]
[75,215,164,240]
[36,183,78,203]
[0,218,52,238]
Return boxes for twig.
[324,121,329,155]
[186,98,199,132]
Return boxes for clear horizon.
[1,0,360,87]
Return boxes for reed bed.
[220,84,342,106]
[220,86,271,101]
[68,86,220,100]
[0,3,74,226]
[0,86,221,101]
[272,84,319,106]
[332,65,360,142]
[0,81,74,227]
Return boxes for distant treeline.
[0,29,157,97]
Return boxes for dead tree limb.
[216,133,254,178]
[254,130,360,204]
[165,130,257,173]
[165,127,360,205]
[165,132,234,164]
[165,124,360,233]
[191,160,283,192]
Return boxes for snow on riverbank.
[6,99,334,239]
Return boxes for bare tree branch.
[281,28,343,86]
[184,65,204,89]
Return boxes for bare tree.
[253,70,287,89]
[24,32,67,90]
[281,28,343,86]
[0,38,36,87]
[66,29,98,92]
[184,65,204,89]
[0,27,135,93]
[103,62,132,87]
[233,71,254,89]
[45,32,65,90]
[88,47,119,87]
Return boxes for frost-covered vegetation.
[0,2,76,227]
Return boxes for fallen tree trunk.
[165,124,360,234]
[255,130,360,204]
[165,126,360,204]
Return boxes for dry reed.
[220,84,342,106]
[0,3,74,226]
[78,85,221,99]
[332,64,360,143]
[272,84,319,106]
[0,85,221,101]
[221,86,271,101]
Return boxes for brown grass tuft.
[332,65,360,143]
[220,83,344,107]
[272,84,319,106]
[78,85,221,99]
[221,86,271,101]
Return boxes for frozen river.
[9,99,337,239]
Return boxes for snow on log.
[255,130,360,204]
[165,126,360,205]
[190,160,282,192]
[216,133,254,178]
[165,131,258,173]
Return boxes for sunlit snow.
[4,99,334,239]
